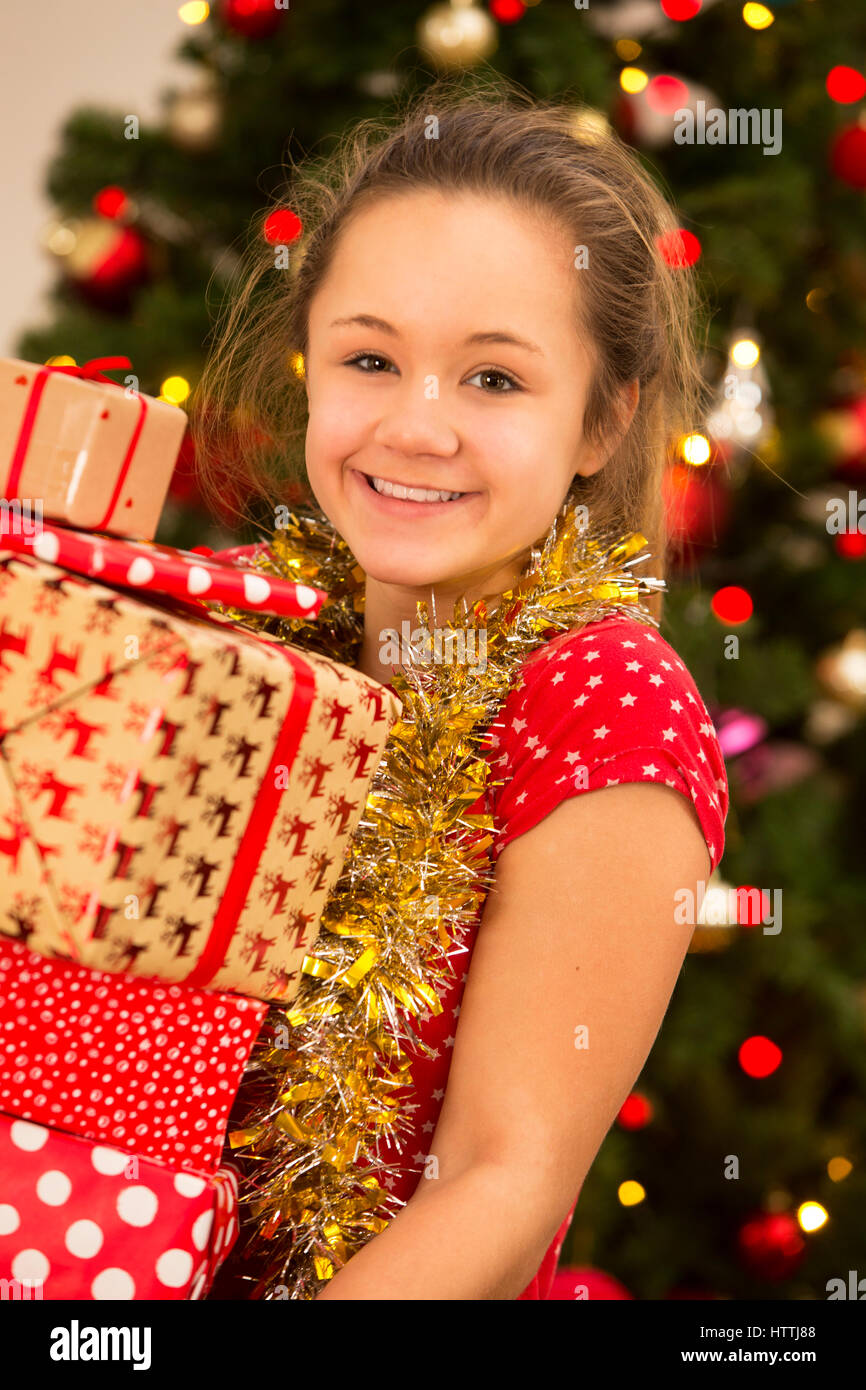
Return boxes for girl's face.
[303,188,616,600]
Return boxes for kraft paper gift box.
[0,936,268,1300]
[0,547,401,1001]
[0,355,187,541]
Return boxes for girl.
[195,74,728,1300]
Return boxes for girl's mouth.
[350,468,478,515]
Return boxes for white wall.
[0,0,195,355]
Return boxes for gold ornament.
[815,629,866,713]
[166,75,224,152]
[416,0,497,70]
[214,499,663,1298]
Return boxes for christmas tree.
[13,0,866,1299]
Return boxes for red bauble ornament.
[829,123,866,189]
[221,0,286,40]
[56,218,151,313]
[737,1211,806,1282]
[663,462,731,560]
[490,0,526,21]
[549,1267,634,1299]
[657,227,701,267]
[825,394,866,479]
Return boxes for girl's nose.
[372,396,459,457]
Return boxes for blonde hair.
[191,70,713,606]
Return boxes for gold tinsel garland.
[213,499,664,1299]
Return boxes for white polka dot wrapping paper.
[0,355,189,543]
[0,547,402,1000]
[0,1114,239,1300]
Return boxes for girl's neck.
[356,554,530,688]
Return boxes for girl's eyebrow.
[329,313,545,357]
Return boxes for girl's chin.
[356,557,465,590]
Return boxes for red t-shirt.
[366,612,728,1298]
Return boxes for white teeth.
[370,476,463,503]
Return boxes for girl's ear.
[575,379,640,479]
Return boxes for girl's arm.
[316,780,709,1300]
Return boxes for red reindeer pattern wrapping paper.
[0,549,402,1000]
[0,936,267,1173]
[0,1115,240,1300]
[0,356,188,542]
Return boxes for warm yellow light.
[44,354,76,366]
[797,1201,828,1233]
[681,432,711,466]
[743,3,775,29]
[178,2,209,24]
[805,287,829,313]
[618,1180,646,1207]
[289,351,306,380]
[160,374,191,405]
[731,338,760,369]
[827,1157,852,1182]
[620,67,649,95]
[615,39,642,62]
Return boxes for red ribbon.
[6,356,148,532]
[183,641,318,994]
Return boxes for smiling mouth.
[356,470,475,504]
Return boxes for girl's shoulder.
[484,612,729,871]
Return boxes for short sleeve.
[484,614,729,872]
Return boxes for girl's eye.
[344,353,521,393]
[345,352,394,374]
[465,367,520,394]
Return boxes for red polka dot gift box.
[0,936,268,1300]
[0,1116,240,1300]
[0,356,189,543]
[0,518,329,622]
[0,542,402,1001]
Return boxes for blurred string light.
[289,351,306,380]
[661,0,702,19]
[707,333,773,451]
[93,186,130,220]
[739,1035,782,1078]
[827,1157,853,1182]
[826,66,866,103]
[614,39,642,62]
[263,209,303,245]
[657,228,701,267]
[159,375,191,405]
[617,1093,653,1130]
[743,3,774,30]
[620,67,648,95]
[796,1202,828,1234]
[646,74,689,112]
[570,108,612,144]
[680,432,712,466]
[731,337,760,369]
[618,1181,646,1207]
[711,585,753,624]
[178,2,210,24]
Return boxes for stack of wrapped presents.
[0,356,401,1299]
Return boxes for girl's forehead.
[316,194,576,318]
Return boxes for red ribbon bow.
[47,355,133,386]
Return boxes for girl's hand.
[316,780,708,1299]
